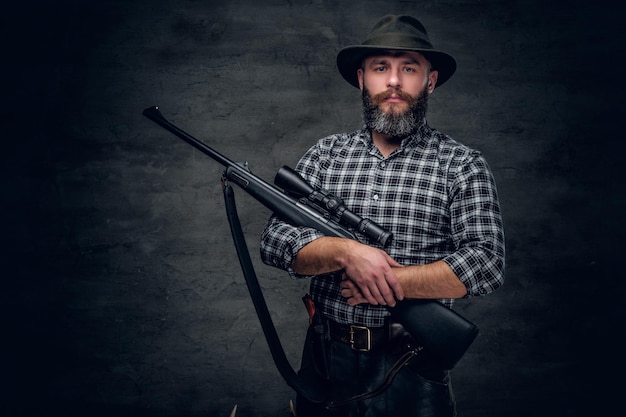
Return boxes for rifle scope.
[274,166,393,247]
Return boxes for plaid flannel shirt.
[260,123,505,327]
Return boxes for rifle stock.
[143,106,478,371]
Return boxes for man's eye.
[374,66,386,72]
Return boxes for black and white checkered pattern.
[260,123,505,327]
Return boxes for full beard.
[362,85,429,138]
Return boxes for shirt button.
[373,194,379,201]
[380,161,386,168]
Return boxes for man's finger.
[377,274,398,306]
[360,285,379,305]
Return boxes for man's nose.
[386,68,401,88]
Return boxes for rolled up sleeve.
[259,215,325,279]
[443,153,505,297]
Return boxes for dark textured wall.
[2,0,623,416]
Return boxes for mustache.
[369,89,417,106]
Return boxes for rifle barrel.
[142,106,233,168]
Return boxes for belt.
[327,319,409,352]
[325,318,441,381]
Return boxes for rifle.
[142,106,479,400]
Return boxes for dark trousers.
[296,323,456,417]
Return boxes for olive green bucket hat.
[337,14,457,88]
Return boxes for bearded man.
[260,14,505,417]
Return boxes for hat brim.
[337,45,457,89]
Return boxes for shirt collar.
[400,121,432,150]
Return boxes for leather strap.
[223,182,325,404]
[326,347,423,408]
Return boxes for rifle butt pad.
[390,299,479,370]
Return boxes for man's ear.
[428,70,439,93]
[357,68,364,90]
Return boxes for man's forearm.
[395,260,467,299]
[291,236,356,276]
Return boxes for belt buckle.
[349,325,371,352]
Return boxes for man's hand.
[291,237,404,306]
[341,244,404,306]
[340,275,368,306]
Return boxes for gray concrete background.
[1,0,623,416]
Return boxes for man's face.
[358,51,438,137]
